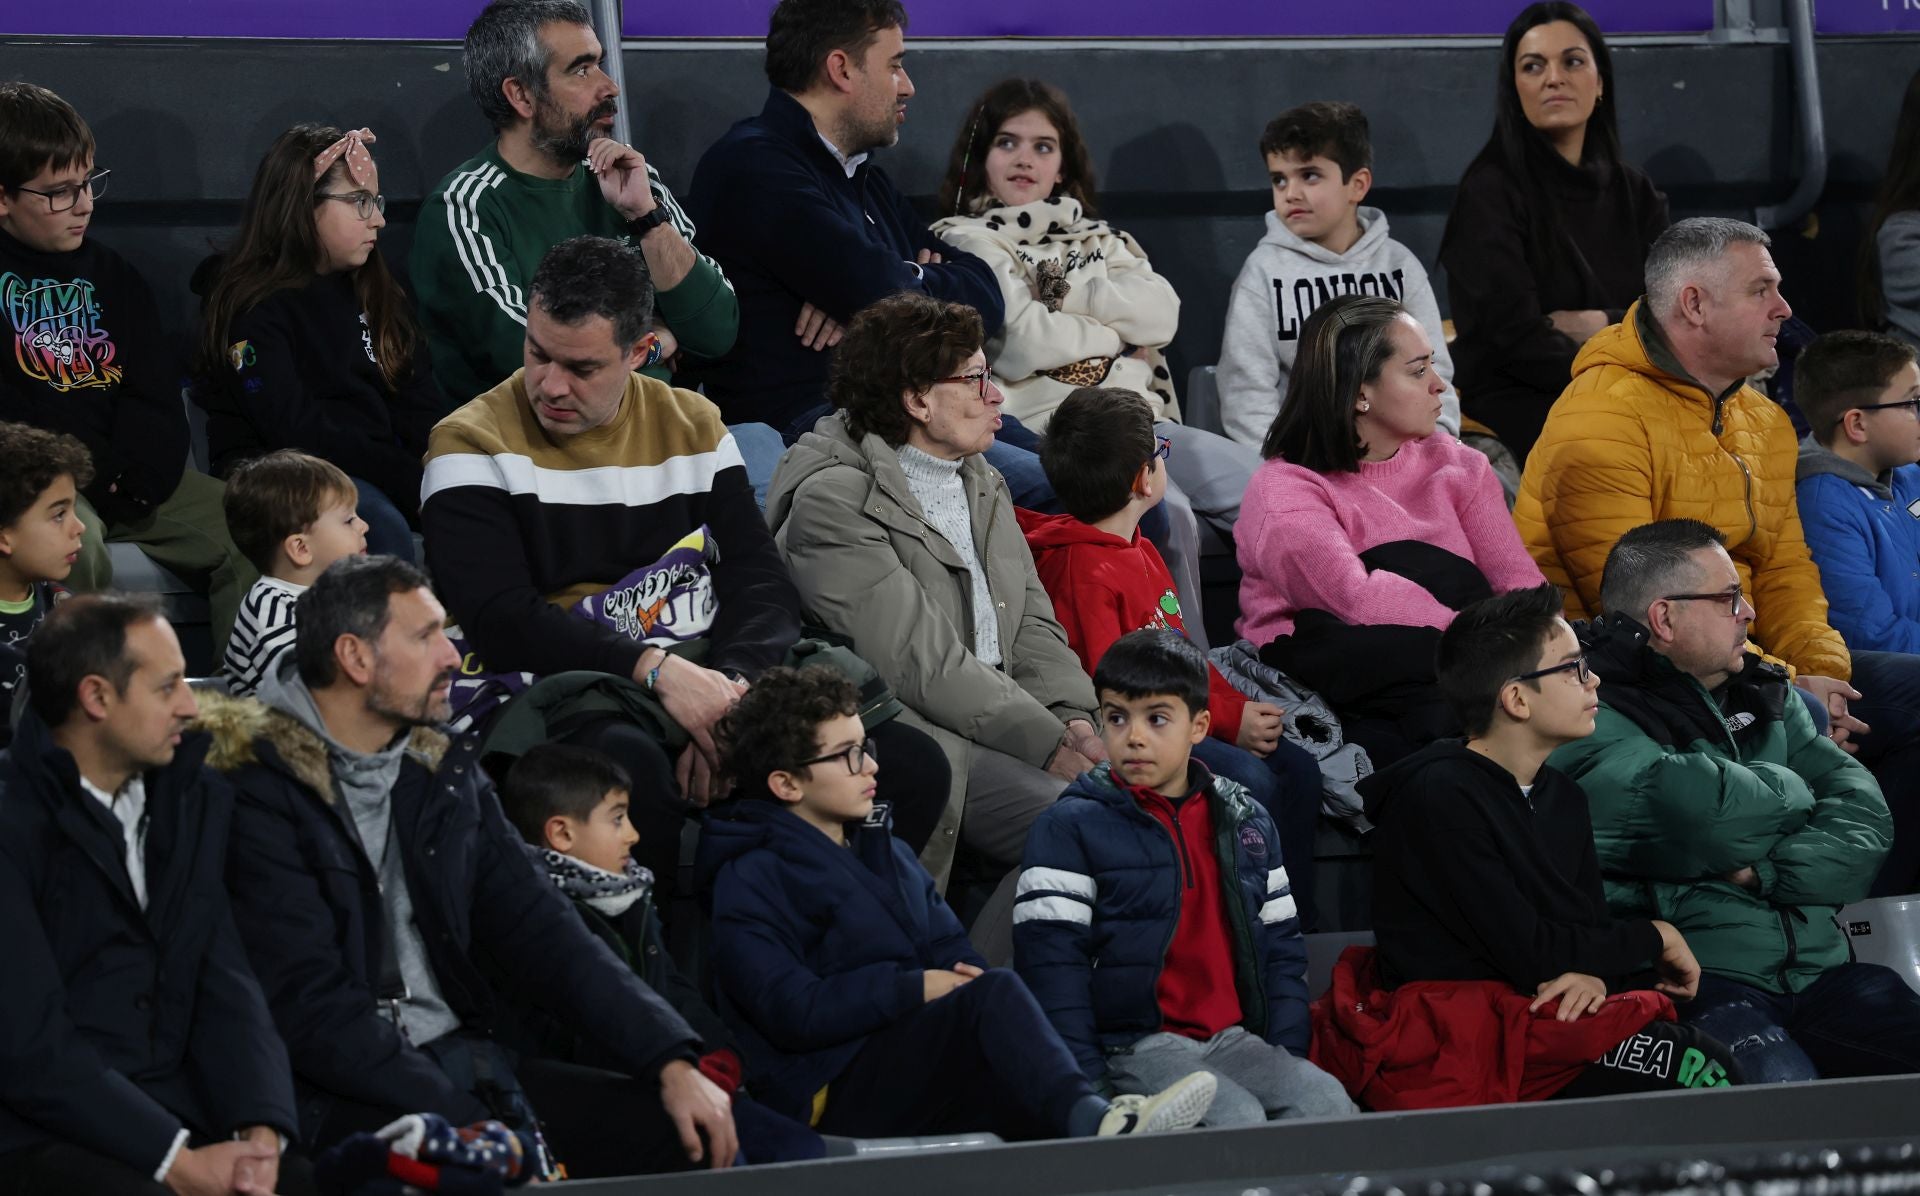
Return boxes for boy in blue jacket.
[1793,329,1920,895]
[1014,630,1356,1125]
[702,665,1217,1142]
[1794,330,1920,653]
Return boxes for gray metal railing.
[1755,0,1826,230]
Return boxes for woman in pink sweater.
[1238,295,1542,763]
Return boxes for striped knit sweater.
[409,142,738,408]
[420,369,799,681]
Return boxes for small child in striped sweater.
[220,450,367,694]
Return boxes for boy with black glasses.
[1793,330,1920,655]
[0,82,253,651]
[1323,582,1734,1108]
[700,665,1218,1143]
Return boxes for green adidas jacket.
[410,143,738,409]
[1548,614,1889,994]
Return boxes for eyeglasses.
[1662,588,1748,617]
[10,167,110,213]
[937,370,993,400]
[1510,655,1594,686]
[1841,398,1920,422]
[317,191,386,221]
[799,738,878,776]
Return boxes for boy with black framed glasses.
[1320,582,1735,1108]
[0,81,254,652]
[1793,330,1920,655]
[699,665,1218,1143]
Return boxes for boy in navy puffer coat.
[1014,630,1356,1125]
[701,666,1218,1142]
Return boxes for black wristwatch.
[631,207,669,235]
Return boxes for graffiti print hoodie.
[0,227,186,522]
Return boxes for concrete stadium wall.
[1,33,1913,387]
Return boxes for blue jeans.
[1191,737,1322,931]
[1680,963,1920,1083]
[728,421,786,511]
[1832,650,1920,895]
[348,476,416,563]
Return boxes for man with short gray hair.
[410,0,738,408]
[1512,216,1920,766]
[1551,519,1919,1084]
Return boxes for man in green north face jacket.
[1550,519,1918,1084]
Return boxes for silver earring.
[1357,400,1371,413]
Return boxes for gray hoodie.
[1796,433,1894,497]
[255,655,461,1048]
[1216,206,1460,449]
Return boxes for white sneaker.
[1096,1071,1218,1136]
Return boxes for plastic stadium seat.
[1840,897,1920,996]
[1184,364,1223,436]
[1306,930,1376,1000]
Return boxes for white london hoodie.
[1216,206,1459,450]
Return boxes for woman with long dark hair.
[1439,2,1668,462]
[1862,67,1920,351]
[1238,295,1542,766]
[199,124,442,560]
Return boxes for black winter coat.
[0,710,296,1172]
[200,692,697,1141]
[1364,739,1662,993]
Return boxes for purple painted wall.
[1815,0,1920,33]
[4,0,1717,40]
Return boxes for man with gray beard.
[211,555,740,1177]
[410,0,739,409]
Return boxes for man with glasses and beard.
[210,555,740,1177]
[411,0,739,410]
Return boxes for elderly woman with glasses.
[767,292,1100,939]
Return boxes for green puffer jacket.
[1548,614,1889,994]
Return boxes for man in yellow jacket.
[1516,216,1920,759]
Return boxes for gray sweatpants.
[1107,1027,1357,1125]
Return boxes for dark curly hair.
[830,293,983,446]
[0,420,93,530]
[716,665,861,801]
[530,235,655,351]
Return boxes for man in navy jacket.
[0,594,298,1196]
[685,0,1004,441]
[210,555,737,1178]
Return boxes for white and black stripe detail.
[1012,865,1097,926]
[420,433,747,507]
[443,162,527,326]
[1257,865,1298,927]
[643,165,735,296]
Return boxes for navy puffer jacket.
[1012,763,1310,1082]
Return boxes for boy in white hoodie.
[1217,102,1460,450]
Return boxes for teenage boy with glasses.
[1547,519,1920,1084]
[0,82,255,652]
[700,664,1220,1143]
[1323,581,1737,1108]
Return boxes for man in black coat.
[0,593,298,1196]
[208,554,737,1178]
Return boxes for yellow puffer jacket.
[1514,301,1849,680]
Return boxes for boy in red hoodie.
[1020,386,1323,926]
